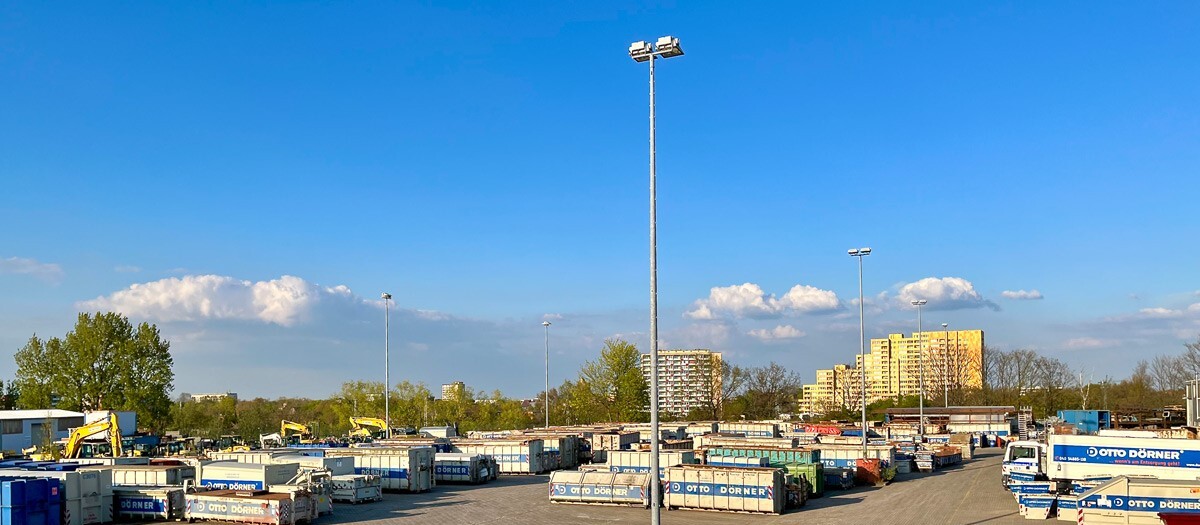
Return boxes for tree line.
[11,312,1200,437]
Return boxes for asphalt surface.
[321,449,1028,525]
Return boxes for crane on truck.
[348,416,388,440]
[280,420,313,445]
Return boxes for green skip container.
[782,462,824,497]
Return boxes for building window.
[1,420,21,434]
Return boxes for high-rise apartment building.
[441,381,465,401]
[799,330,984,414]
[640,349,723,417]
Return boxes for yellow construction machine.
[28,412,123,460]
[280,420,313,445]
[215,435,251,453]
[348,416,388,439]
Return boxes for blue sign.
[553,483,642,500]
[435,465,470,476]
[199,479,264,491]
[487,454,530,463]
[666,482,772,499]
[1053,444,1200,468]
[354,467,409,480]
[118,497,166,513]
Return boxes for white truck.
[1003,433,1200,490]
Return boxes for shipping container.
[704,456,769,468]
[693,435,798,449]
[548,471,652,507]
[112,487,184,521]
[329,475,382,504]
[0,470,112,525]
[433,454,491,484]
[684,423,718,438]
[197,462,299,491]
[450,441,545,475]
[1057,410,1112,434]
[592,433,639,452]
[663,465,786,515]
[519,435,580,469]
[810,444,896,469]
[0,478,59,525]
[351,448,435,492]
[716,423,779,438]
[78,465,195,487]
[270,455,355,476]
[1078,476,1200,524]
[184,490,314,525]
[606,451,697,478]
[701,446,820,466]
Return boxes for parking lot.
[322,449,1025,525]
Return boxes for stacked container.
[704,456,770,468]
[716,422,779,438]
[79,465,195,487]
[663,465,786,514]
[810,444,896,469]
[450,441,544,475]
[1,478,59,525]
[694,435,798,449]
[197,462,299,491]
[347,448,435,492]
[433,454,492,484]
[0,469,112,525]
[606,451,696,478]
[112,487,185,521]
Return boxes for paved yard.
[322,449,1025,525]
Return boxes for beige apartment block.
[641,349,723,417]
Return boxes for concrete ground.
[324,449,1025,525]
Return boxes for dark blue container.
[0,480,26,507]
[0,463,26,469]
[33,466,74,473]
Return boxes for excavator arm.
[349,416,387,438]
[280,420,312,439]
[64,413,122,459]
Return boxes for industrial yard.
[321,449,1020,525]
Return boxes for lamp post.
[382,292,392,439]
[542,320,551,429]
[848,247,871,456]
[942,322,950,407]
[629,35,683,525]
[911,300,927,439]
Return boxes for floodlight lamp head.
[860,247,872,255]
[848,248,859,256]
[542,321,551,327]
[629,41,652,62]
[942,323,949,328]
[912,300,927,306]
[656,35,684,58]
[381,292,392,300]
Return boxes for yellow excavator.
[280,420,313,445]
[28,413,124,460]
[348,416,388,439]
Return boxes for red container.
[1160,514,1200,525]
[855,458,882,485]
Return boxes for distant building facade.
[180,392,238,403]
[799,330,985,413]
[640,349,723,417]
[441,382,465,401]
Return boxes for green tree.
[15,312,175,430]
[580,339,648,422]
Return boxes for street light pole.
[942,322,950,407]
[382,292,392,439]
[911,300,927,439]
[848,247,872,456]
[629,36,683,525]
[543,321,551,429]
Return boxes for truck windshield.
[1010,446,1036,460]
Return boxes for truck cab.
[1002,440,1047,485]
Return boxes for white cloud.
[1063,337,1114,349]
[1001,289,1044,300]
[747,325,806,341]
[114,265,141,273]
[0,256,63,282]
[668,322,732,348]
[542,313,564,321]
[1138,307,1183,319]
[896,277,998,311]
[685,283,840,319]
[78,274,362,327]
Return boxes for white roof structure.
[0,409,85,420]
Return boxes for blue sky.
[1,2,1198,398]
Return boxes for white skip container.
[0,469,114,525]
[663,465,786,515]
[80,464,196,486]
[451,441,545,474]
[549,471,652,507]
[198,461,300,491]
[607,451,697,478]
[351,447,435,492]
[330,474,383,504]
[113,486,186,521]
[434,453,492,484]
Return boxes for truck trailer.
[1003,433,1200,491]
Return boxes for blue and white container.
[548,471,651,507]
[350,448,435,492]
[663,465,786,515]
[113,487,185,521]
[606,451,696,478]
[197,461,299,491]
[704,456,770,468]
[1055,495,1078,522]
[450,441,545,475]
[433,453,491,484]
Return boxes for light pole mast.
[629,36,683,525]
[543,320,551,429]
[942,322,950,407]
[848,247,872,456]
[911,300,927,439]
[382,292,392,439]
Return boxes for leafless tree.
[1149,354,1188,392]
[1076,367,1092,410]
